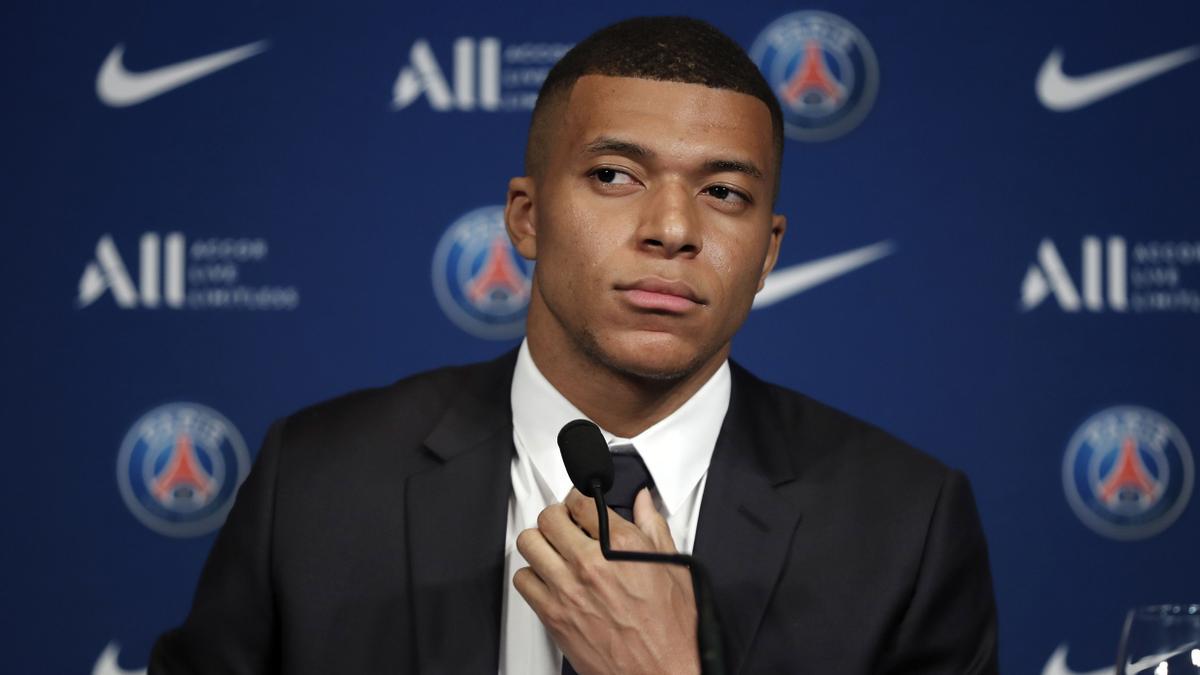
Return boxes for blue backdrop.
[5,1,1198,673]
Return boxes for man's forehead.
[558,75,775,162]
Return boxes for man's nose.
[636,182,702,258]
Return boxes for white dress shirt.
[498,340,731,675]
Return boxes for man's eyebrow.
[705,159,764,180]
[584,136,764,180]
[583,137,654,158]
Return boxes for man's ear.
[757,213,787,291]
[505,176,537,260]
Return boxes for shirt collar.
[510,339,731,517]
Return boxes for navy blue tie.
[606,444,654,521]
[562,444,653,675]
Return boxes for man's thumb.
[632,487,676,553]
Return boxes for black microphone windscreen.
[557,419,613,495]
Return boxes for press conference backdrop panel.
[4,1,1198,673]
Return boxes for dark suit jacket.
[150,351,999,674]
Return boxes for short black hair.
[525,16,784,195]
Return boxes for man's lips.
[616,278,705,313]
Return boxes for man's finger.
[512,566,556,619]
[563,487,623,540]
[633,487,677,553]
[516,527,574,589]
[537,500,594,562]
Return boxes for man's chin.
[585,330,715,382]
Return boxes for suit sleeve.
[148,418,286,675]
[880,469,1000,674]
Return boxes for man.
[151,16,999,675]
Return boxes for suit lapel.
[407,352,516,674]
[694,362,804,675]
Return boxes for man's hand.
[513,488,700,675]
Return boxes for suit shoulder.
[275,359,495,460]
[744,367,951,487]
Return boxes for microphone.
[557,419,727,675]
[558,419,613,495]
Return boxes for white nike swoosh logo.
[1036,45,1200,112]
[752,240,895,309]
[92,642,146,675]
[1042,644,1113,675]
[96,40,269,107]
[1041,641,1199,675]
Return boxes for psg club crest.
[1062,406,1194,540]
[432,205,534,340]
[749,11,880,142]
[116,402,250,537]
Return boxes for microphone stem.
[587,479,727,675]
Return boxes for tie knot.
[607,444,652,520]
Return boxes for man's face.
[508,74,785,380]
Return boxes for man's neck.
[525,309,728,438]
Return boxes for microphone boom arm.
[588,478,727,675]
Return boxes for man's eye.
[591,168,633,185]
[704,185,749,203]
